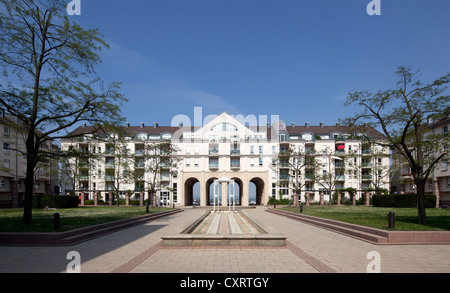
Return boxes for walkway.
[1,206,449,274]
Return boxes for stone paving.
[1,206,450,274]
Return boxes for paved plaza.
[1,206,449,275]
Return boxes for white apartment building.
[61,112,390,207]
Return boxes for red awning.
[337,145,345,150]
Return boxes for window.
[3,159,9,169]
[185,158,190,166]
[447,177,450,188]
[250,146,254,154]
[211,122,237,131]
[3,143,10,154]
[442,161,448,171]
[259,145,263,154]
[0,179,4,188]
[194,158,199,166]
[250,158,254,167]
[185,146,190,154]
[259,158,263,166]
[272,145,276,154]
[194,146,199,154]
[3,126,9,137]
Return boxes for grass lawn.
[0,206,172,232]
[279,205,450,231]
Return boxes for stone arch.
[184,177,200,206]
[250,177,265,205]
[230,177,243,206]
[206,177,219,206]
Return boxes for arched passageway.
[250,177,265,205]
[184,177,199,206]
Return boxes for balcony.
[104,149,115,155]
[105,175,115,181]
[230,149,240,156]
[362,174,372,180]
[135,149,145,155]
[209,148,219,156]
[334,162,345,168]
[135,161,145,168]
[78,175,89,181]
[209,163,219,169]
[160,174,171,181]
[230,159,240,169]
[335,175,345,181]
[279,174,290,180]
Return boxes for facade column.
[200,178,207,207]
[242,180,249,207]
[221,181,228,207]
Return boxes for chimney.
[179,122,183,128]
[81,123,86,128]
[305,122,309,127]
[140,122,144,128]
[336,122,340,126]
[153,122,158,128]
[320,122,324,127]
[267,122,271,127]
[291,122,295,127]
[125,122,130,128]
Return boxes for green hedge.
[33,194,79,209]
[372,193,436,208]
[268,197,291,205]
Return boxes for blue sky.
[74,0,450,127]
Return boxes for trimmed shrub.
[372,193,436,208]
[33,194,79,209]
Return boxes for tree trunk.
[22,134,38,224]
[416,180,427,225]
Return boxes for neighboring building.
[0,109,59,208]
[391,115,450,206]
[61,112,390,207]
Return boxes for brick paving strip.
[285,240,337,273]
[110,241,164,273]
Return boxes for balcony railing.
[105,175,115,181]
[230,163,240,168]
[135,149,145,155]
[335,175,345,180]
[230,149,240,155]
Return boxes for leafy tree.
[342,66,449,224]
[0,0,127,224]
